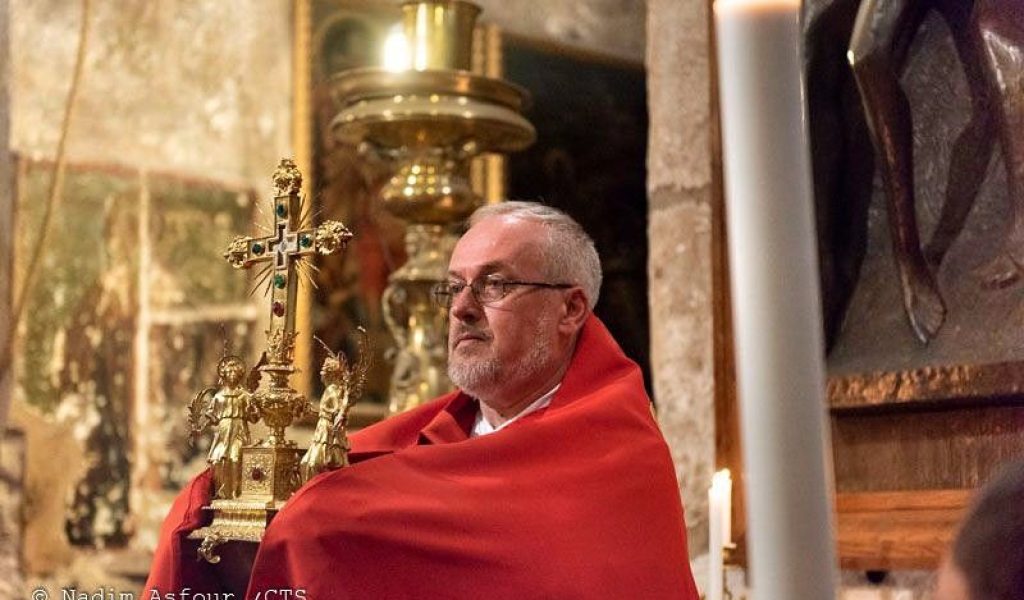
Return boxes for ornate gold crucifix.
[225,158,350,338]
[189,159,353,561]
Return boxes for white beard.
[448,317,553,399]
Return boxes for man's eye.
[448,282,466,294]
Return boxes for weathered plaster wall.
[10,0,292,186]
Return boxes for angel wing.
[347,327,372,404]
[245,351,267,393]
[187,387,218,445]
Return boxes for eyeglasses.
[432,278,573,308]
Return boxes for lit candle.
[707,470,732,600]
[382,24,411,72]
[713,0,838,598]
[712,469,732,545]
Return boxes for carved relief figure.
[848,0,1024,342]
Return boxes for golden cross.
[224,158,352,339]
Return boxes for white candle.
[711,469,733,545]
[714,0,838,598]
[707,470,732,600]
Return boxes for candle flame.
[382,25,411,72]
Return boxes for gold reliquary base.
[189,445,302,563]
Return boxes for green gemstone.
[300,235,312,248]
[273,274,286,289]
[252,243,264,255]
[276,203,287,217]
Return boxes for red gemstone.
[272,301,285,317]
[251,467,264,481]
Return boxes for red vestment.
[145,317,700,599]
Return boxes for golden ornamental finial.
[223,236,251,269]
[272,158,303,196]
[315,220,354,255]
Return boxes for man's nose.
[449,285,482,323]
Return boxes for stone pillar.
[645,0,715,559]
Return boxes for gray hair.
[469,201,602,309]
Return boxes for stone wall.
[646,0,716,565]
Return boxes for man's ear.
[559,288,590,334]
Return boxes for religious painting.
[139,174,259,497]
[13,159,140,549]
[147,177,256,310]
[8,157,259,574]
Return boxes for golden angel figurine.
[300,329,370,483]
[189,354,260,499]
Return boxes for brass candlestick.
[330,0,535,413]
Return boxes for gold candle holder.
[330,0,534,413]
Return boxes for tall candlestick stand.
[329,0,535,413]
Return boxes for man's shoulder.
[350,391,464,453]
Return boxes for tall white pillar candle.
[713,0,838,598]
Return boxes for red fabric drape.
[145,316,699,600]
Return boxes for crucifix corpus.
[186,158,369,563]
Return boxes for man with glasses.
[437,202,595,438]
[147,201,699,600]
